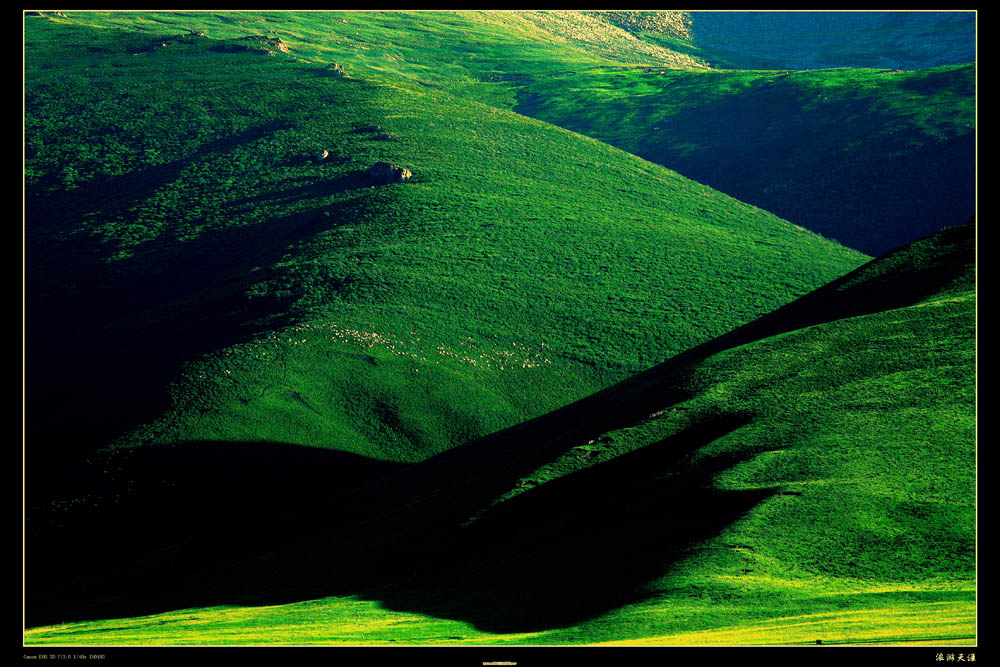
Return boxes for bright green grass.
[31,10,702,109]
[23,587,974,645]
[473,290,975,588]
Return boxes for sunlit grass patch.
[598,599,975,645]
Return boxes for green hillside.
[29,10,705,108]
[27,11,975,256]
[25,221,975,644]
[25,15,861,476]
[23,10,975,649]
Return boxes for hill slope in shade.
[682,11,975,71]
[584,10,975,71]
[24,17,863,498]
[26,221,974,643]
[515,64,975,256]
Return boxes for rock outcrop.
[367,162,412,184]
[320,63,348,77]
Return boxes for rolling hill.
[23,10,975,649]
[25,14,862,479]
[27,11,975,257]
[25,220,975,644]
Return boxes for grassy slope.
[151,9,973,258]
[41,10,705,107]
[514,64,976,256]
[25,14,862,473]
[25,222,975,645]
[37,11,976,257]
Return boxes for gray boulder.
[367,162,413,184]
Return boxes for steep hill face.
[589,10,693,40]
[24,17,862,491]
[27,222,975,642]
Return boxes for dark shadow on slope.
[25,191,369,508]
[640,82,975,256]
[26,411,773,636]
[225,169,376,208]
[26,119,294,235]
[516,70,975,255]
[354,412,771,633]
[25,440,408,628]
